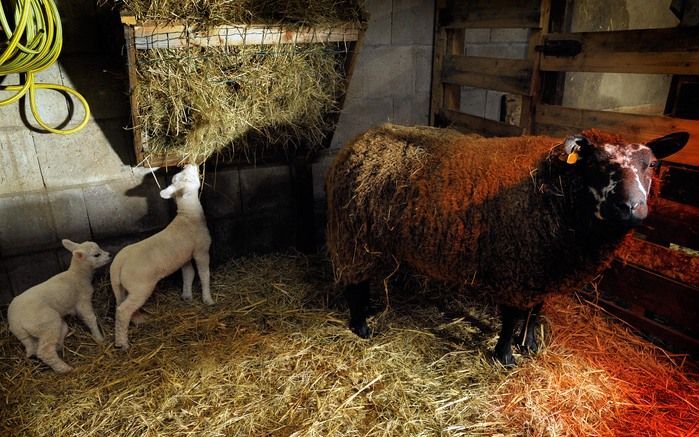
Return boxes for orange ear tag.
[566,151,579,165]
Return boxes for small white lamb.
[110,164,213,350]
[7,240,110,373]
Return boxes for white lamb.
[7,240,110,373]
[110,164,213,350]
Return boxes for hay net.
[103,0,367,163]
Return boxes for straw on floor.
[0,252,696,436]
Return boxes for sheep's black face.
[567,132,689,225]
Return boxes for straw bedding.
[1,252,696,436]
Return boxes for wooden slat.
[584,294,699,357]
[442,55,533,95]
[130,23,361,50]
[444,29,465,112]
[616,236,699,287]
[441,109,524,137]
[533,104,699,167]
[539,27,699,74]
[599,260,699,335]
[641,198,699,251]
[430,27,448,125]
[441,0,541,29]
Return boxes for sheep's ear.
[160,185,177,199]
[62,239,78,252]
[73,250,85,260]
[562,135,592,164]
[646,132,689,160]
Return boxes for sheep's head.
[160,164,201,199]
[561,130,689,225]
[62,239,111,269]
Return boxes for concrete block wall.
[459,28,530,121]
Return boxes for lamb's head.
[560,129,689,225]
[62,239,111,269]
[160,164,201,199]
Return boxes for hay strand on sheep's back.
[0,252,697,436]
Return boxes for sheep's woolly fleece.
[326,124,630,308]
[0,252,697,436]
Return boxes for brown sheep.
[326,123,688,365]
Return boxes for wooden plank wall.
[430,0,699,357]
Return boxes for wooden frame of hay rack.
[120,12,365,167]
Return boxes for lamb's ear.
[160,185,177,199]
[73,250,85,260]
[646,132,689,160]
[62,239,78,252]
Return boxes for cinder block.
[32,119,134,189]
[48,188,92,243]
[0,128,45,195]
[415,46,434,94]
[239,165,293,214]
[490,28,530,43]
[347,45,416,101]
[485,90,505,121]
[463,28,491,44]
[363,0,392,45]
[5,251,62,295]
[460,87,487,117]
[59,55,129,121]
[393,92,431,126]
[0,192,57,256]
[330,96,393,149]
[391,0,435,45]
[465,43,529,60]
[0,263,13,304]
[201,167,242,219]
[83,175,170,240]
[233,211,296,255]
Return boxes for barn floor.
[0,252,697,436]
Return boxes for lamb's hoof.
[94,335,105,345]
[115,342,130,351]
[493,347,516,367]
[181,293,193,302]
[55,364,74,374]
[350,322,372,339]
[203,297,215,306]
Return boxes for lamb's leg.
[56,321,69,351]
[515,302,543,355]
[193,252,213,305]
[345,281,371,338]
[20,336,38,358]
[76,300,104,343]
[36,321,73,373]
[115,291,150,350]
[494,305,520,366]
[181,261,195,301]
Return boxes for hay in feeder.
[136,44,345,163]
[0,252,697,436]
[111,0,366,27]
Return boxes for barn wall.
[0,0,436,304]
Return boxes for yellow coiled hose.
[0,0,89,134]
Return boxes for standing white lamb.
[110,164,213,350]
[7,240,110,373]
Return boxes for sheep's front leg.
[57,321,69,351]
[515,302,543,355]
[76,299,104,343]
[115,291,150,350]
[494,305,519,366]
[345,281,371,338]
[181,261,195,301]
[194,252,213,305]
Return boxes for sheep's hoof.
[94,335,105,344]
[55,364,74,374]
[350,321,372,339]
[203,297,215,306]
[181,293,193,302]
[115,342,130,351]
[515,334,539,355]
[493,347,516,367]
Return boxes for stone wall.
[0,0,437,304]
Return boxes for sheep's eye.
[93,254,100,258]
[649,160,658,168]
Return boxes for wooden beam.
[441,0,541,29]
[641,198,699,251]
[441,109,524,137]
[443,29,465,113]
[616,235,699,287]
[533,104,699,166]
[442,55,533,95]
[130,23,361,50]
[540,27,699,74]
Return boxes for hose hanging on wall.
[0,0,90,134]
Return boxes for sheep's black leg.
[345,280,371,338]
[516,302,543,355]
[494,305,519,366]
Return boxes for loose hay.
[136,44,345,163]
[1,252,697,436]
